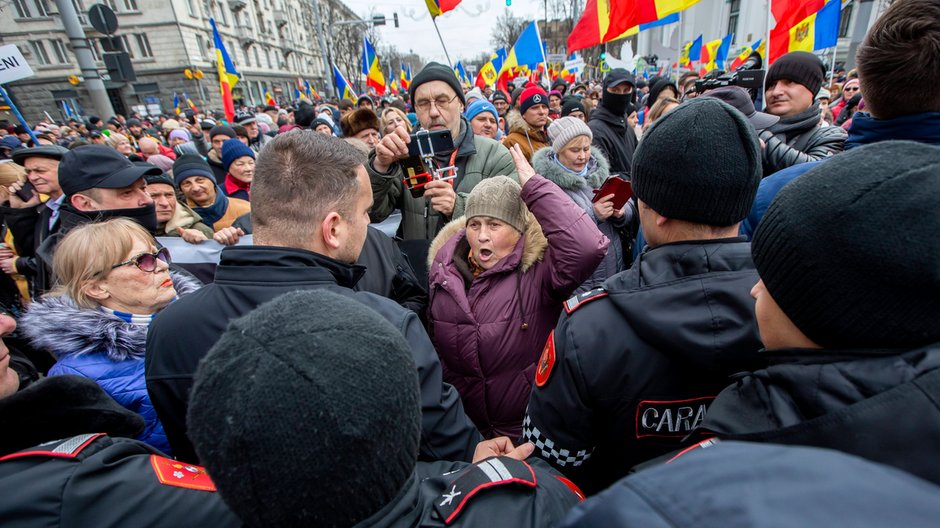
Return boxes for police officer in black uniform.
[523,98,764,495]
[189,289,584,528]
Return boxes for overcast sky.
[339,0,549,65]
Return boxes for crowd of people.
[0,0,939,526]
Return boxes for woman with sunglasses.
[19,218,200,455]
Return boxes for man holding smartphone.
[369,62,517,242]
[0,145,69,299]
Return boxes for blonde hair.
[107,132,129,148]
[381,107,412,135]
[51,218,156,308]
[646,97,681,128]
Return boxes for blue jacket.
[743,112,940,238]
[20,273,200,455]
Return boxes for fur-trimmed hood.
[428,213,548,273]
[21,271,201,362]
[505,110,551,137]
[531,145,610,191]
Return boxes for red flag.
[773,0,824,30]
[567,0,604,53]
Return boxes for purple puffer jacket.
[427,175,608,439]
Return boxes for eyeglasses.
[111,247,171,272]
[414,93,459,112]
[843,86,860,92]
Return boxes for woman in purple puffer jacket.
[427,144,609,439]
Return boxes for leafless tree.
[490,10,528,50]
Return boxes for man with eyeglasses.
[368,62,517,242]
[0,145,69,300]
[758,51,846,176]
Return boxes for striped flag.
[425,0,461,18]
[210,18,240,123]
[362,37,386,95]
[333,64,357,101]
[769,0,841,63]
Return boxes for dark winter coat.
[523,238,763,494]
[427,175,609,439]
[531,146,629,293]
[206,150,228,183]
[146,246,482,463]
[0,197,61,299]
[758,102,846,176]
[356,457,583,527]
[20,272,200,455]
[0,376,238,527]
[588,105,637,176]
[698,342,940,486]
[501,110,550,162]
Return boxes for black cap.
[58,145,161,196]
[125,118,141,127]
[200,119,217,130]
[263,105,278,112]
[604,68,636,90]
[409,62,467,106]
[491,91,508,103]
[11,144,70,165]
[561,98,586,117]
[234,111,256,125]
[702,86,780,131]
[209,125,236,140]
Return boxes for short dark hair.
[232,125,249,139]
[338,100,354,111]
[857,0,940,118]
[251,131,365,245]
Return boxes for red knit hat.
[519,84,549,115]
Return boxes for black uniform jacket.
[356,456,583,527]
[698,342,940,486]
[587,105,637,177]
[523,238,763,494]
[146,245,482,463]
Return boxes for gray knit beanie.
[631,97,761,226]
[752,141,940,349]
[548,116,593,152]
[188,289,421,528]
[464,176,526,233]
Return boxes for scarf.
[99,306,158,326]
[191,187,229,226]
[551,152,596,178]
[225,174,251,198]
[467,250,485,278]
[766,103,822,140]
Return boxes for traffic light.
[600,52,607,60]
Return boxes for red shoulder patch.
[554,475,586,501]
[150,455,218,491]
[535,331,556,387]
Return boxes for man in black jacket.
[0,145,69,299]
[523,98,763,494]
[759,51,846,176]
[697,141,940,486]
[588,68,638,176]
[147,131,481,464]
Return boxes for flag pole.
[763,0,773,106]
[534,20,549,88]
[432,18,454,68]
[828,45,837,87]
[675,11,684,79]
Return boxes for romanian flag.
[729,39,763,70]
[333,64,357,101]
[700,33,733,71]
[679,34,703,68]
[265,91,276,106]
[305,79,319,100]
[400,64,410,91]
[569,0,700,52]
[454,62,470,87]
[498,23,545,94]
[362,37,386,95]
[769,0,841,63]
[425,0,461,18]
[210,18,240,123]
[173,93,182,115]
[184,93,199,113]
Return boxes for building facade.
[0,0,360,123]
[634,0,892,77]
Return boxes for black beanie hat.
[646,78,679,109]
[409,62,466,106]
[632,97,760,226]
[172,153,216,187]
[766,51,825,98]
[752,141,940,349]
[188,289,422,528]
[561,98,586,117]
[209,125,236,140]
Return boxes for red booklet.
[592,177,633,210]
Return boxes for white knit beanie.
[548,116,593,152]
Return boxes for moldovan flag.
[615,12,680,39]
[173,93,182,115]
[184,93,199,113]
[499,21,546,77]
[604,0,701,42]
[679,35,702,68]
[425,0,461,18]
[362,37,386,95]
[333,64,357,101]
[210,18,240,123]
[400,64,410,91]
[769,0,841,63]
[265,91,276,106]
[729,39,763,71]
[700,33,733,71]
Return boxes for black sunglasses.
[111,247,171,272]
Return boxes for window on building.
[122,0,138,11]
[135,34,153,57]
[33,0,52,16]
[49,39,68,63]
[253,46,261,67]
[12,0,31,17]
[244,45,252,66]
[265,47,272,68]
[186,0,196,16]
[839,2,853,38]
[120,35,135,58]
[71,0,84,14]
[88,39,102,61]
[196,35,208,58]
[29,40,51,65]
[202,0,210,18]
[102,0,117,10]
[727,0,740,37]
